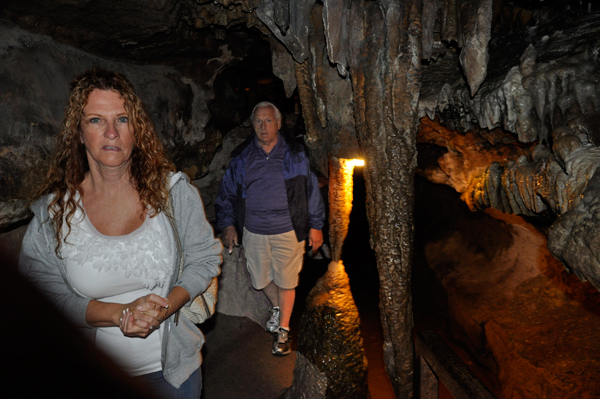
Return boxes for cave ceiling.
[0,0,270,81]
[0,1,581,78]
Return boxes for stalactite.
[256,0,315,63]
[322,0,350,77]
[294,59,330,176]
[270,34,297,98]
[457,0,492,95]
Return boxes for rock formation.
[285,260,368,399]
[418,8,600,290]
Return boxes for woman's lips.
[102,145,120,151]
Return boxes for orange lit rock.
[285,260,368,399]
[328,157,356,262]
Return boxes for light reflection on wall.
[328,157,364,262]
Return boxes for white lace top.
[61,201,173,376]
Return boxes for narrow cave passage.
[341,168,395,399]
[292,167,395,399]
[202,57,397,398]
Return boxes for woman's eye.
[118,116,129,123]
[89,117,100,123]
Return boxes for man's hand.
[308,228,323,253]
[222,225,239,254]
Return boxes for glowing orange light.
[329,157,364,261]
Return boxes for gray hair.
[251,101,282,122]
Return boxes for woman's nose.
[104,121,119,139]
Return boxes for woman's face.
[80,89,135,173]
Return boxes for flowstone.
[285,260,368,399]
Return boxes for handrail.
[415,330,496,399]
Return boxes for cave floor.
[201,254,396,399]
[201,313,296,399]
[413,253,600,399]
[413,180,600,399]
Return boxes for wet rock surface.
[290,260,368,399]
[414,179,600,399]
[327,157,355,262]
[280,352,328,399]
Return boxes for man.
[215,101,325,356]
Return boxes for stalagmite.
[284,260,368,399]
[328,157,356,261]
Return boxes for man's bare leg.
[277,287,295,329]
[265,283,295,356]
[263,282,295,329]
[263,281,279,307]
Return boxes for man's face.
[253,106,281,148]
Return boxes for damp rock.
[280,352,328,399]
[214,244,272,327]
[548,171,600,290]
[287,260,368,399]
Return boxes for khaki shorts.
[242,227,305,290]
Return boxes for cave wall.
[413,6,600,397]
[258,2,423,396]
[418,9,600,290]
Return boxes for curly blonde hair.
[34,68,176,256]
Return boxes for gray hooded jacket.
[18,172,223,388]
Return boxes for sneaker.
[266,307,280,333]
[272,327,291,356]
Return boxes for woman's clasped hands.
[119,294,171,337]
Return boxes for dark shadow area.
[412,176,501,392]
[341,167,395,399]
[207,46,298,133]
[5,260,159,399]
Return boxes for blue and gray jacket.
[215,132,325,242]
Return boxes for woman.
[19,68,222,398]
